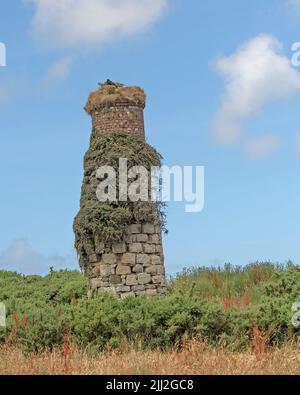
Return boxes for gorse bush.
[0,263,300,354]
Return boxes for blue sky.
[1,0,300,275]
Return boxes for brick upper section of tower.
[85,83,146,137]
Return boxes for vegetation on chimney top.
[73,132,166,272]
[84,83,146,114]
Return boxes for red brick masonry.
[92,101,145,138]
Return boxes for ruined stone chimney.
[74,82,166,299]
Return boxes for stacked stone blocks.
[88,223,166,299]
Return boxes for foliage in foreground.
[0,262,300,353]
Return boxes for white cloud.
[213,34,300,145]
[244,133,281,159]
[44,57,73,84]
[0,239,77,276]
[29,0,167,50]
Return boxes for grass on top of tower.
[85,83,146,114]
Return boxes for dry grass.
[1,342,300,375]
[85,83,146,114]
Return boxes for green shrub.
[0,263,299,353]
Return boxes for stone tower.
[74,82,166,299]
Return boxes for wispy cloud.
[244,133,281,159]
[43,57,73,85]
[0,239,77,276]
[29,0,167,50]
[212,34,300,149]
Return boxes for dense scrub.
[0,262,299,353]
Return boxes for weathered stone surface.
[109,275,122,284]
[115,285,131,293]
[151,255,162,265]
[121,253,136,266]
[132,285,146,292]
[89,254,99,263]
[125,235,133,243]
[110,265,116,275]
[102,253,117,265]
[138,273,151,285]
[143,244,156,254]
[112,243,126,254]
[101,287,117,295]
[155,245,163,254]
[149,234,160,244]
[126,274,138,286]
[146,284,157,289]
[89,278,101,288]
[142,224,155,234]
[91,265,100,277]
[146,289,158,296]
[100,263,112,277]
[136,234,148,243]
[129,243,143,253]
[156,265,165,275]
[128,224,141,234]
[145,266,158,275]
[116,265,131,275]
[152,275,165,285]
[132,264,143,273]
[136,254,151,266]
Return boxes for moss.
[73,132,166,272]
